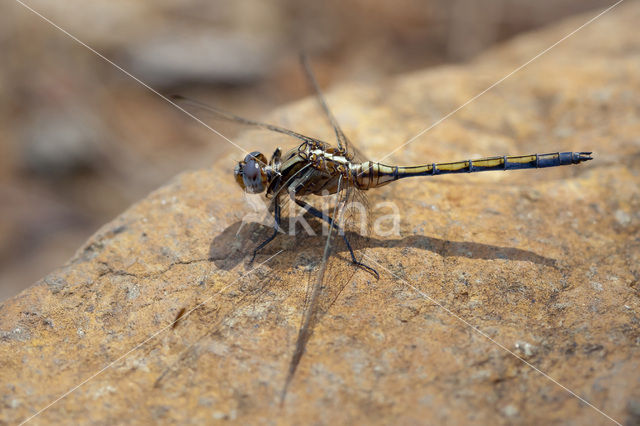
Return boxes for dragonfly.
[174,56,592,402]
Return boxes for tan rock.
[2,3,640,424]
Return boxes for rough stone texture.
[2,4,640,425]
[0,0,619,302]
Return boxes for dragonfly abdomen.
[354,152,592,189]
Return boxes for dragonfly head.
[234,151,268,194]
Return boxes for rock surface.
[2,3,640,424]
[0,0,618,301]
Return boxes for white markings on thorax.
[308,148,351,166]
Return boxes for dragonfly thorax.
[234,151,269,194]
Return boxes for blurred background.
[1,0,614,300]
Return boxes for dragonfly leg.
[293,198,379,279]
[250,199,281,264]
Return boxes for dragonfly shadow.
[208,221,310,271]
[208,221,557,272]
[373,234,558,268]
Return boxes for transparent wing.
[300,55,368,161]
[280,175,364,401]
[172,95,320,146]
[280,58,375,401]
[170,66,376,401]
[300,54,372,266]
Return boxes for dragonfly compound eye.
[239,152,267,194]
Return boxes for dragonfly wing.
[280,174,371,401]
[172,95,319,145]
[300,55,368,161]
[279,59,374,401]
[281,175,344,400]
[153,258,276,389]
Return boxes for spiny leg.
[293,198,379,279]
[250,198,281,264]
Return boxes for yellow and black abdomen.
[354,152,592,189]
